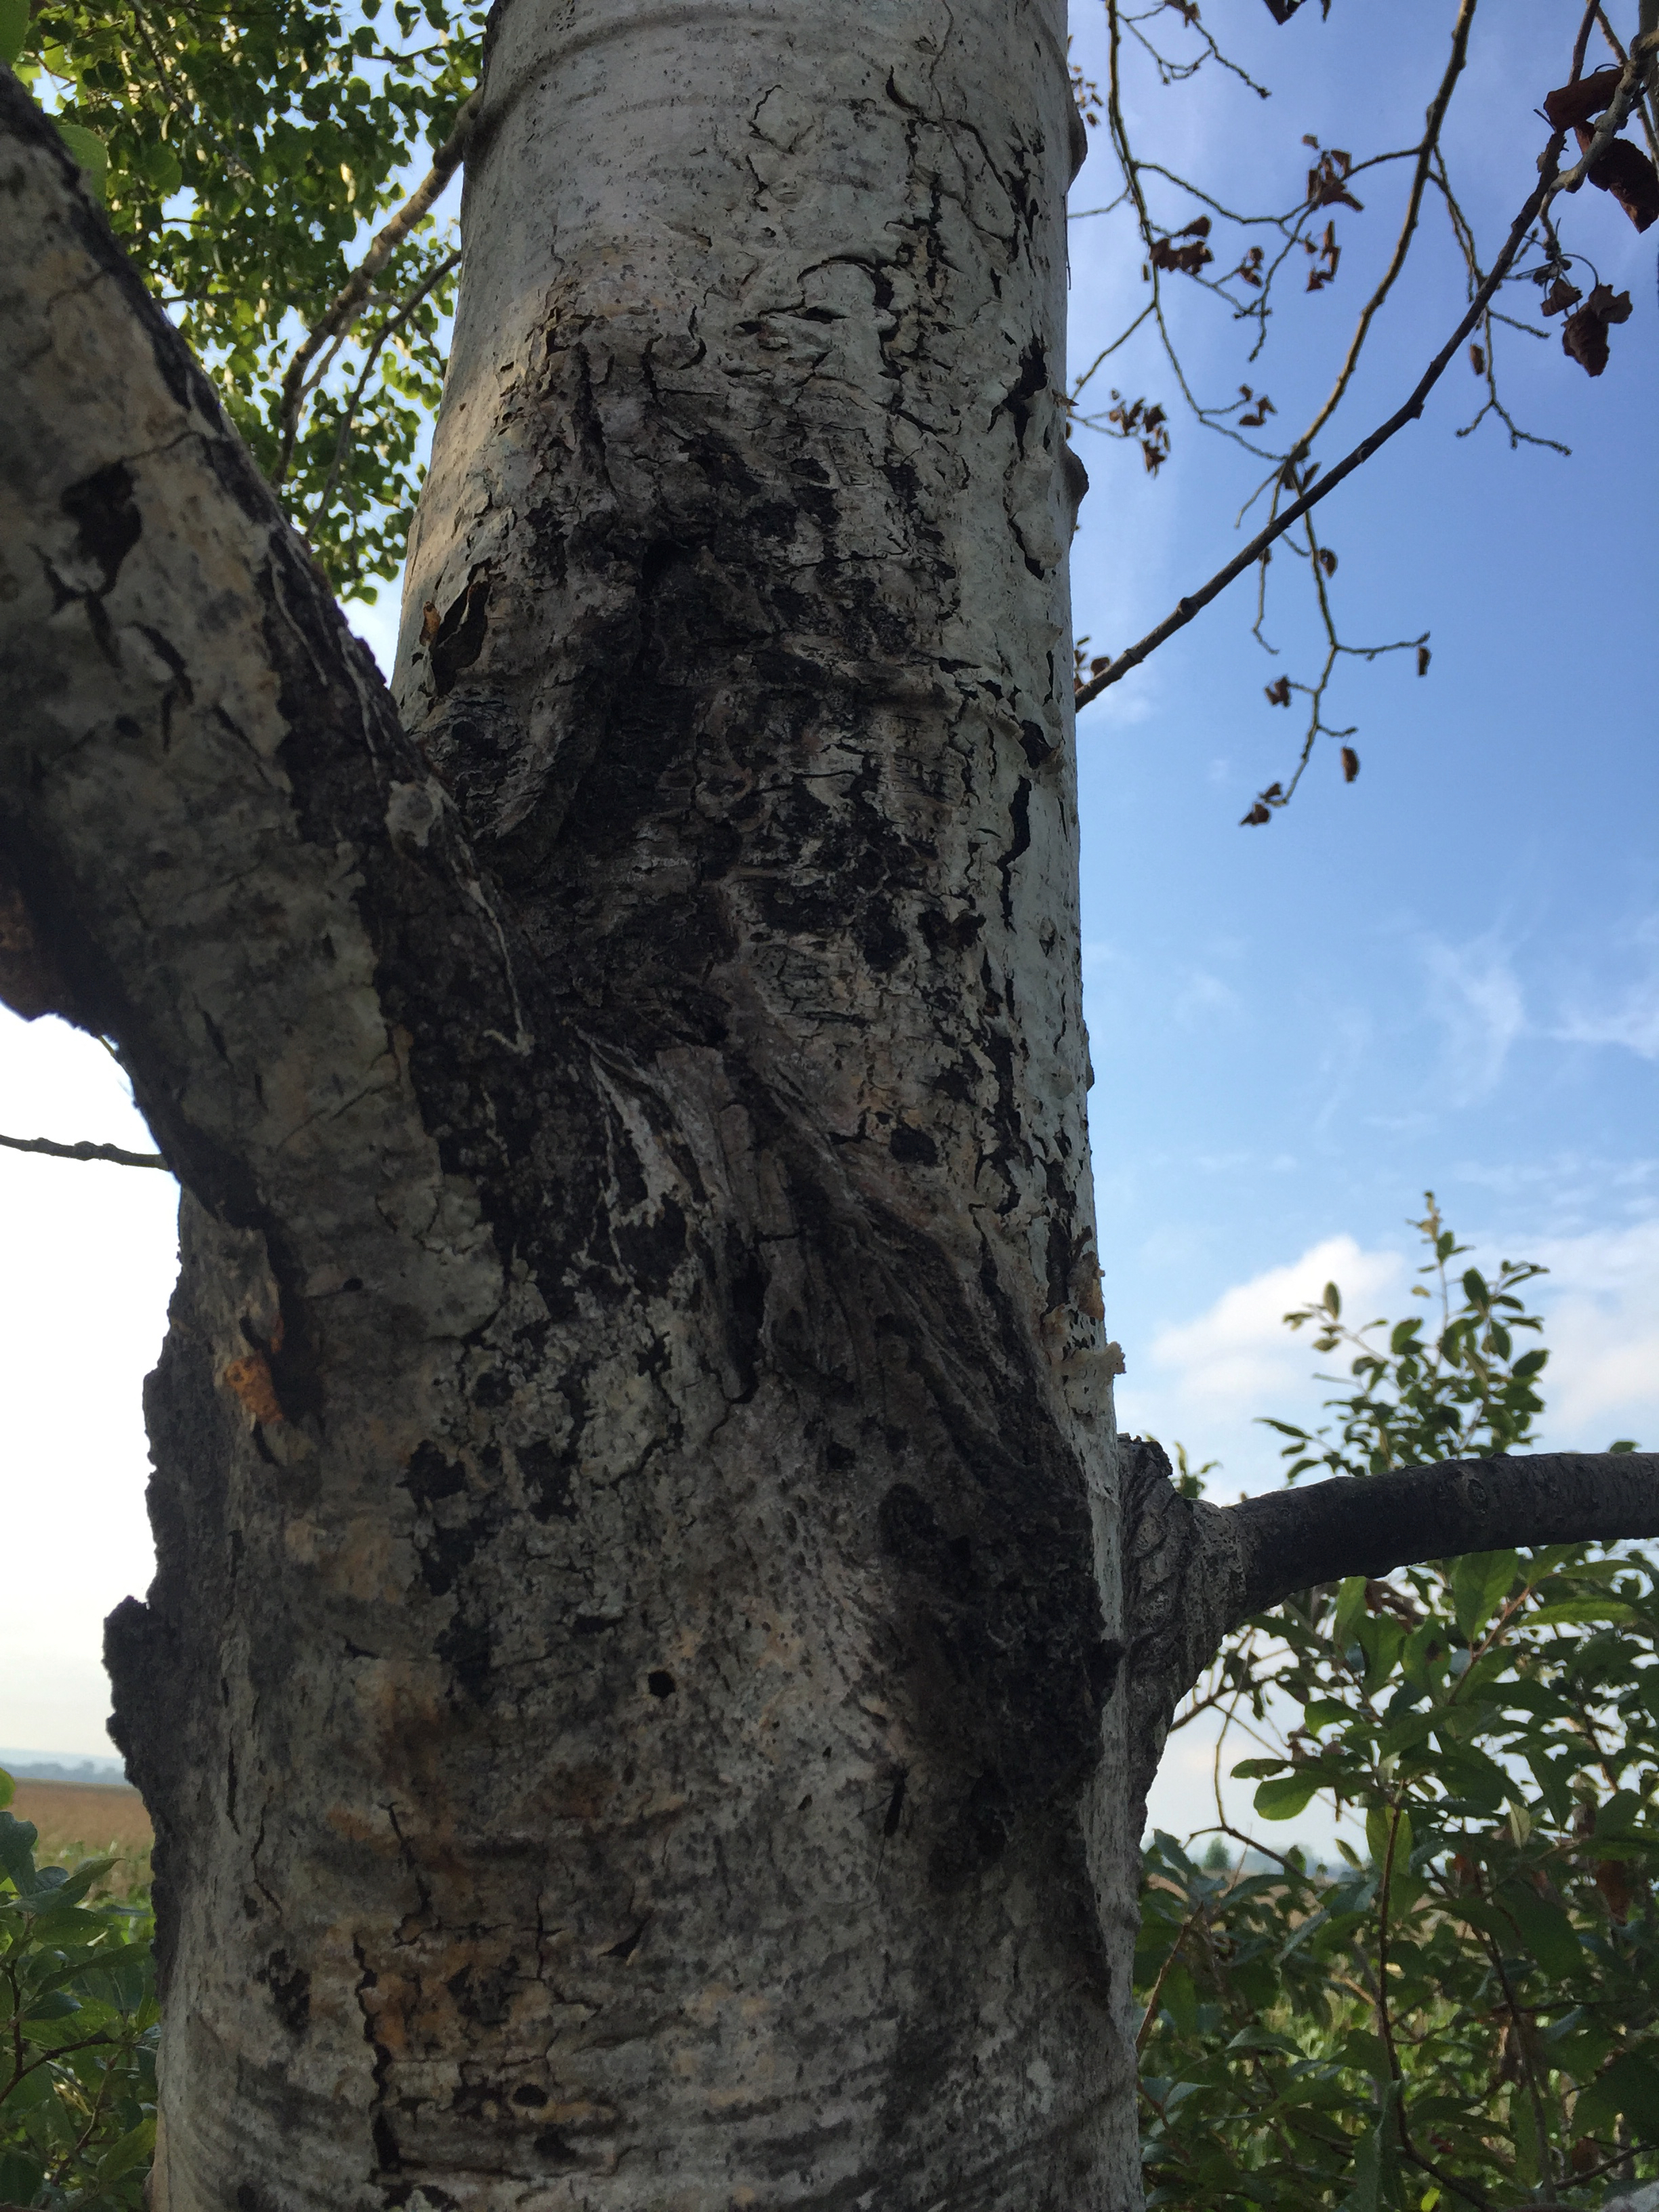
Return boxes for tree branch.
[0,1132,167,1168]
[1075,27,1658,714]
[270,88,478,487]
[1225,1450,1659,1622]
[0,66,520,1299]
[1122,1440,1659,1842]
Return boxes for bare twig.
[0,1132,167,1169]
[1287,0,1480,466]
[1075,114,1579,710]
[307,246,463,530]
[271,88,479,487]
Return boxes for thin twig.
[0,1132,167,1168]
[1288,0,1481,466]
[271,87,480,486]
[1076,22,1655,716]
[1076,121,1572,710]
[307,246,462,529]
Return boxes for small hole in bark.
[513,2083,548,2107]
[647,1669,676,1698]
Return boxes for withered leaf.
[1317,547,1337,576]
[1240,801,1273,825]
[1588,137,1659,231]
[1562,283,1633,376]
[1540,274,1582,316]
[1340,746,1359,783]
[1542,65,1623,131]
[1469,342,1486,375]
[1150,228,1215,276]
[1416,644,1431,677]
[1264,675,1292,707]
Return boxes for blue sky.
[3,3,1654,1849]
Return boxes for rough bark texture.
[4,8,1137,2206]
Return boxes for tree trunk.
[5,2,1140,2203]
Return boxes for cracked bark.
[3,5,1656,2206]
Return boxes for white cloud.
[1529,1218,1659,1450]
[1113,1211,1659,1507]
[1115,1233,1405,1494]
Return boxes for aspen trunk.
[4,1,1144,2201]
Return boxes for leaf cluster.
[1141,1200,1656,2212]
[0,1775,157,2211]
[6,0,485,597]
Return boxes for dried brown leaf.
[1264,675,1292,707]
[1562,283,1633,376]
[1542,65,1623,132]
[1588,136,1659,231]
[1340,745,1359,783]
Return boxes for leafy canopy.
[1,0,484,599]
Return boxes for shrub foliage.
[1139,1200,1656,2212]
[0,1782,157,2210]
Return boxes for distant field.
[12,1778,153,1854]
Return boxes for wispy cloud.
[1530,1217,1659,1448]
[1421,932,1526,1104]
[1114,1211,1659,1500]
[1553,917,1659,1061]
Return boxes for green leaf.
[0,2150,45,2206]
[1452,1548,1516,1641]
[0,1807,40,1891]
[1365,1804,1412,1875]
[1498,1887,1582,1979]
[1332,1574,1368,1650]
[0,0,26,66]
[1160,1962,1198,2037]
[1255,1771,1321,1821]
[0,1765,12,1811]
[1574,2050,1659,2139]
[54,119,108,198]
[96,2115,156,2181]
[140,138,184,194]
[1528,1598,1640,1626]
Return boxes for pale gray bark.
[4,11,1139,2205]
